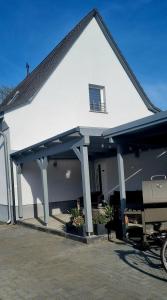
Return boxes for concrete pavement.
[0,224,166,299]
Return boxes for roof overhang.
[11,126,116,164]
[103,110,167,149]
[0,113,9,131]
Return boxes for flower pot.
[93,223,107,235]
[66,223,86,236]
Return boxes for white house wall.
[17,159,82,218]
[47,160,82,203]
[5,18,152,151]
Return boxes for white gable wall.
[5,18,152,151]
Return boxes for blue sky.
[0,0,167,109]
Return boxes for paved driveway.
[0,225,167,300]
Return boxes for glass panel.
[89,87,104,112]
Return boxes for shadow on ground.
[115,244,167,282]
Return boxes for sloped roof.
[104,109,167,138]
[103,110,167,149]
[0,9,160,113]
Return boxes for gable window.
[89,84,106,113]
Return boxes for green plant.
[93,213,107,224]
[70,208,81,218]
[104,205,113,220]
[68,208,85,227]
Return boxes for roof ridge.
[0,8,160,113]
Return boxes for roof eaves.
[103,110,167,138]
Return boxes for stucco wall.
[5,17,152,151]
[16,159,82,207]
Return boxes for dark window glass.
[89,86,106,112]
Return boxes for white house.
[0,9,164,236]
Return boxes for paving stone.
[0,225,166,299]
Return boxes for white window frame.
[89,84,107,113]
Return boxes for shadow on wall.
[47,159,82,204]
[125,148,167,191]
[107,148,167,196]
[21,159,83,220]
[22,161,43,221]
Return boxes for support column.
[37,157,49,226]
[117,144,126,238]
[16,164,23,219]
[73,145,93,235]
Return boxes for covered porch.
[11,126,117,238]
[104,110,167,239]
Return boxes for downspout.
[0,130,12,223]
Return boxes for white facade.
[0,13,161,222]
[21,160,82,205]
[5,18,152,151]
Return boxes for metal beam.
[16,164,23,219]
[1,129,13,223]
[75,145,93,235]
[37,157,49,226]
[117,144,126,238]
[73,146,82,161]
[13,137,82,164]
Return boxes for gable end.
[0,9,160,114]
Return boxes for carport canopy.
[104,110,167,149]
[103,110,167,237]
[11,126,116,235]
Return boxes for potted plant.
[104,205,113,220]
[93,205,114,236]
[104,205,115,240]
[66,208,86,236]
[93,213,107,235]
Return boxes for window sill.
[89,110,108,114]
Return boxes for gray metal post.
[117,144,126,238]
[37,157,49,226]
[0,130,13,223]
[80,146,93,235]
[16,164,23,218]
